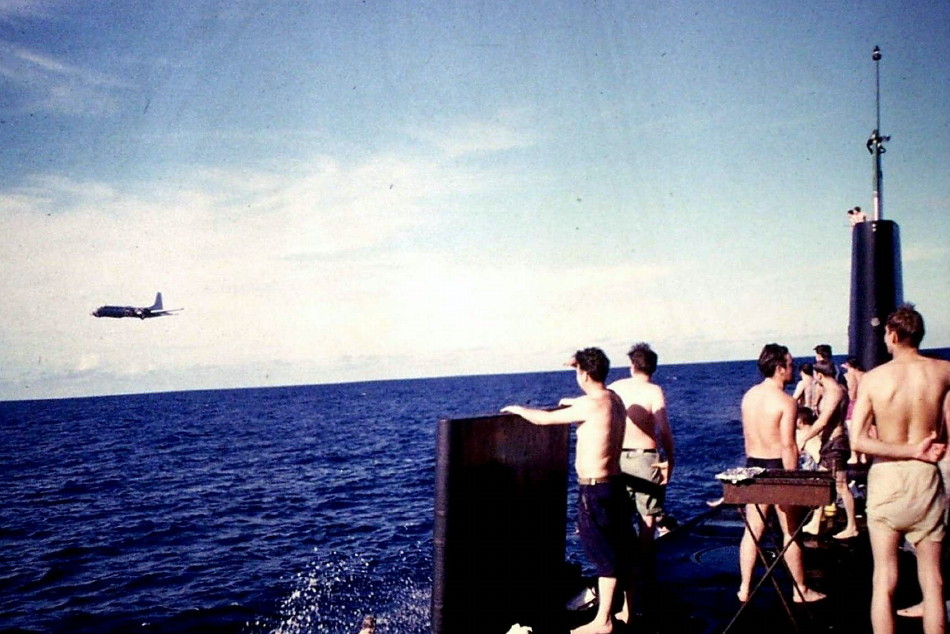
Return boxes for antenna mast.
[867,46,889,221]
[849,45,903,371]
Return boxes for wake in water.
[248,549,430,634]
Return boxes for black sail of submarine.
[848,46,903,371]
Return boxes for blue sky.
[2,0,948,400]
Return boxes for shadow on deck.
[637,504,929,634]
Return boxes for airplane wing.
[144,307,184,318]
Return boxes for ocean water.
[3,351,947,633]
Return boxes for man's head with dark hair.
[627,342,658,376]
[570,347,611,384]
[844,356,864,372]
[800,362,814,377]
[886,303,926,348]
[758,343,791,378]
[797,407,816,426]
[814,359,837,378]
[814,344,833,360]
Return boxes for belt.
[577,476,614,485]
[622,448,657,453]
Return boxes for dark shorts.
[577,479,635,579]
[820,433,851,473]
[746,456,784,470]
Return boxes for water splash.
[248,550,430,634]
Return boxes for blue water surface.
[5,351,944,633]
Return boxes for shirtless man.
[842,357,868,464]
[850,305,950,634]
[842,356,866,403]
[799,359,859,539]
[607,342,674,612]
[737,343,826,604]
[502,347,633,634]
[792,362,817,410]
[849,206,868,226]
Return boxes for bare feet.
[897,602,923,618]
[832,527,859,540]
[614,607,629,625]
[571,618,613,634]
[792,587,826,604]
[737,588,749,603]
[801,515,821,535]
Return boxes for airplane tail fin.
[150,292,163,311]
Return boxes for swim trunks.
[866,460,947,545]
[819,431,851,473]
[577,479,635,579]
[746,456,784,470]
[619,449,665,518]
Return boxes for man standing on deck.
[607,342,674,618]
[737,343,826,604]
[502,347,634,634]
[798,359,859,539]
[850,305,950,634]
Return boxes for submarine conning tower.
[848,46,903,372]
[848,219,902,371]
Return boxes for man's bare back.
[854,353,950,452]
[609,377,665,447]
[741,379,797,467]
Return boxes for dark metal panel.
[432,413,570,634]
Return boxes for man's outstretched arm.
[502,400,585,426]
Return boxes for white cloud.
[409,111,535,158]
[0,143,711,399]
[0,146,863,400]
[75,353,100,372]
[0,151,497,395]
[3,101,944,400]
[0,40,131,115]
